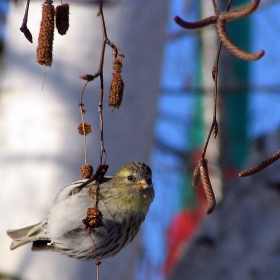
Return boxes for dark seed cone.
[37,2,55,67]
[108,72,124,109]
[55,3,70,35]
[78,123,92,135]
[79,74,95,81]
[83,207,103,230]
[80,164,94,179]
[20,26,33,43]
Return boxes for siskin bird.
[7,162,154,260]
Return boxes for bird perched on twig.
[7,162,154,260]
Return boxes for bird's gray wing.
[53,177,113,204]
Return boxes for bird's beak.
[135,179,150,190]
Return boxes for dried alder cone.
[55,3,70,35]
[80,164,94,179]
[83,207,103,231]
[37,1,55,67]
[77,123,92,135]
[109,59,124,109]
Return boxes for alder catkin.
[108,72,124,109]
[192,163,201,188]
[199,159,216,215]
[113,58,123,73]
[37,2,55,67]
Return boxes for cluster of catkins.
[37,1,70,67]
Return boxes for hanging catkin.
[108,59,124,109]
[37,1,55,67]
[55,3,70,35]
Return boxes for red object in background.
[163,208,204,276]
[226,168,240,181]
[164,149,214,275]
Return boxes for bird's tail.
[7,223,42,250]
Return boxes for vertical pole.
[219,0,250,181]
[200,0,222,199]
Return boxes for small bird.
[7,162,154,260]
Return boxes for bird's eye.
[127,175,134,181]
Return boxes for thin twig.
[194,0,234,214]
[81,109,88,165]
[211,55,219,139]
[88,232,101,280]
[211,0,233,139]
[201,0,234,157]
[78,81,91,165]
[97,1,109,166]
[76,3,123,273]
[239,150,280,177]
[212,0,220,16]
[78,3,123,168]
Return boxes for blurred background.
[1,0,280,280]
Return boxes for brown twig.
[88,232,101,279]
[78,3,124,168]
[210,0,232,139]
[93,164,108,209]
[76,3,122,274]
[239,150,280,177]
[79,2,123,167]
[191,0,234,214]
[97,2,108,166]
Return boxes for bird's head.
[109,162,155,214]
